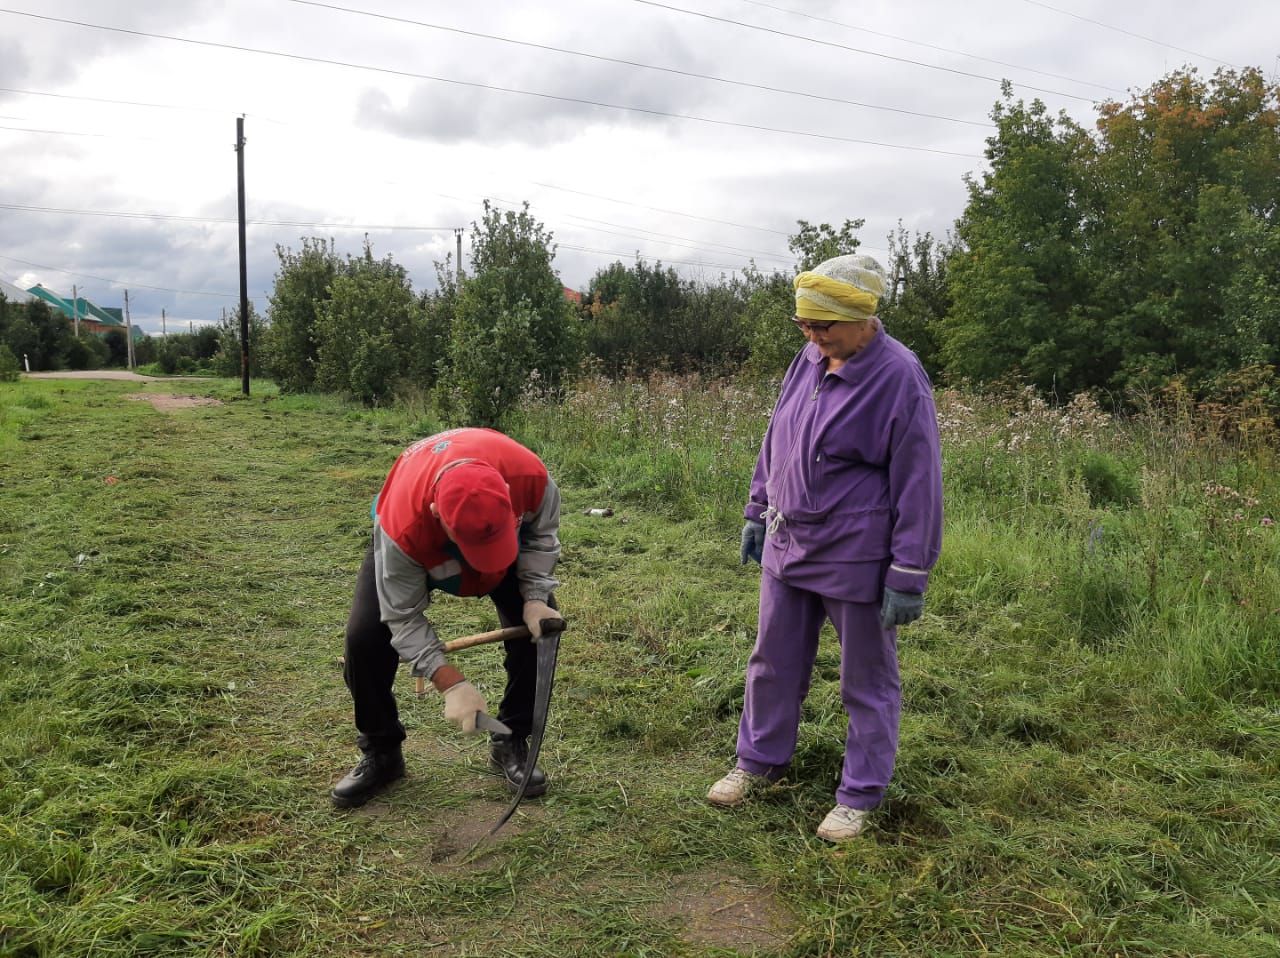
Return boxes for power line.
[284,0,992,128]
[0,7,980,158]
[0,202,458,232]
[0,78,934,247]
[0,253,237,297]
[1018,0,1236,68]
[530,181,793,237]
[559,211,792,263]
[631,0,1100,103]
[558,243,744,273]
[5,195,793,270]
[2,84,238,117]
[0,123,114,139]
[733,0,1124,95]
[463,192,792,262]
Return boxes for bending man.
[333,427,562,808]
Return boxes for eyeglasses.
[792,317,836,334]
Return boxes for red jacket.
[375,428,550,596]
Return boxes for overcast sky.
[1,0,1276,335]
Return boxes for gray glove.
[740,520,765,565]
[880,587,924,629]
[442,680,487,735]
[522,598,563,640]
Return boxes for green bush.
[1080,451,1139,508]
[0,344,19,381]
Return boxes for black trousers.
[343,543,554,754]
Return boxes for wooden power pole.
[124,290,135,370]
[235,115,250,396]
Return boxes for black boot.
[331,750,405,808]
[489,736,548,797]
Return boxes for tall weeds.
[511,375,1279,710]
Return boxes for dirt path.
[24,370,211,382]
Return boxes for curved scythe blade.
[489,623,562,836]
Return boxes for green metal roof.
[26,286,124,326]
[27,284,73,314]
[71,297,122,325]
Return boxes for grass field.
[1,374,1278,957]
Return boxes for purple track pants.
[736,571,901,810]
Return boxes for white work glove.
[523,599,564,640]
[442,680,487,735]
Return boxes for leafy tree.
[466,201,577,387]
[448,296,540,426]
[315,244,421,405]
[412,255,460,392]
[742,265,795,376]
[447,202,577,422]
[788,218,864,271]
[0,299,74,371]
[102,329,130,367]
[262,238,342,392]
[132,335,156,368]
[941,68,1280,403]
[585,258,692,374]
[879,224,953,377]
[675,276,750,374]
[939,88,1098,392]
[0,343,18,381]
[63,332,108,370]
[1088,68,1280,391]
[213,304,266,379]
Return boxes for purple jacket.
[746,328,943,602]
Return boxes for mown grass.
[1,374,1277,957]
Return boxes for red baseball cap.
[434,462,519,573]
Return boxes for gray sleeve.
[372,523,447,678]
[517,475,561,602]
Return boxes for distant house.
[0,278,36,304]
[26,285,127,336]
[562,286,583,305]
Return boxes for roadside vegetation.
[2,373,1276,957]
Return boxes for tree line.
[7,67,1276,421]
[253,68,1276,422]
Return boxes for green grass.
[1,375,1277,957]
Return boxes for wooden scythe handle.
[412,620,564,695]
[444,624,533,653]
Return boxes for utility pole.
[235,115,251,396]
[72,284,80,337]
[455,228,463,284]
[123,289,135,370]
[162,308,166,336]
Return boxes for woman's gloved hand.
[523,599,564,640]
[442,680,487,735]
[879,587,924,629]
[740,520,766,565]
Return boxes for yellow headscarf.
[793,254,887,323]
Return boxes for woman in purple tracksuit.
[707,254,943,842]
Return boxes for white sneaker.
[816,804,869,842]
[706,767,767,807]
